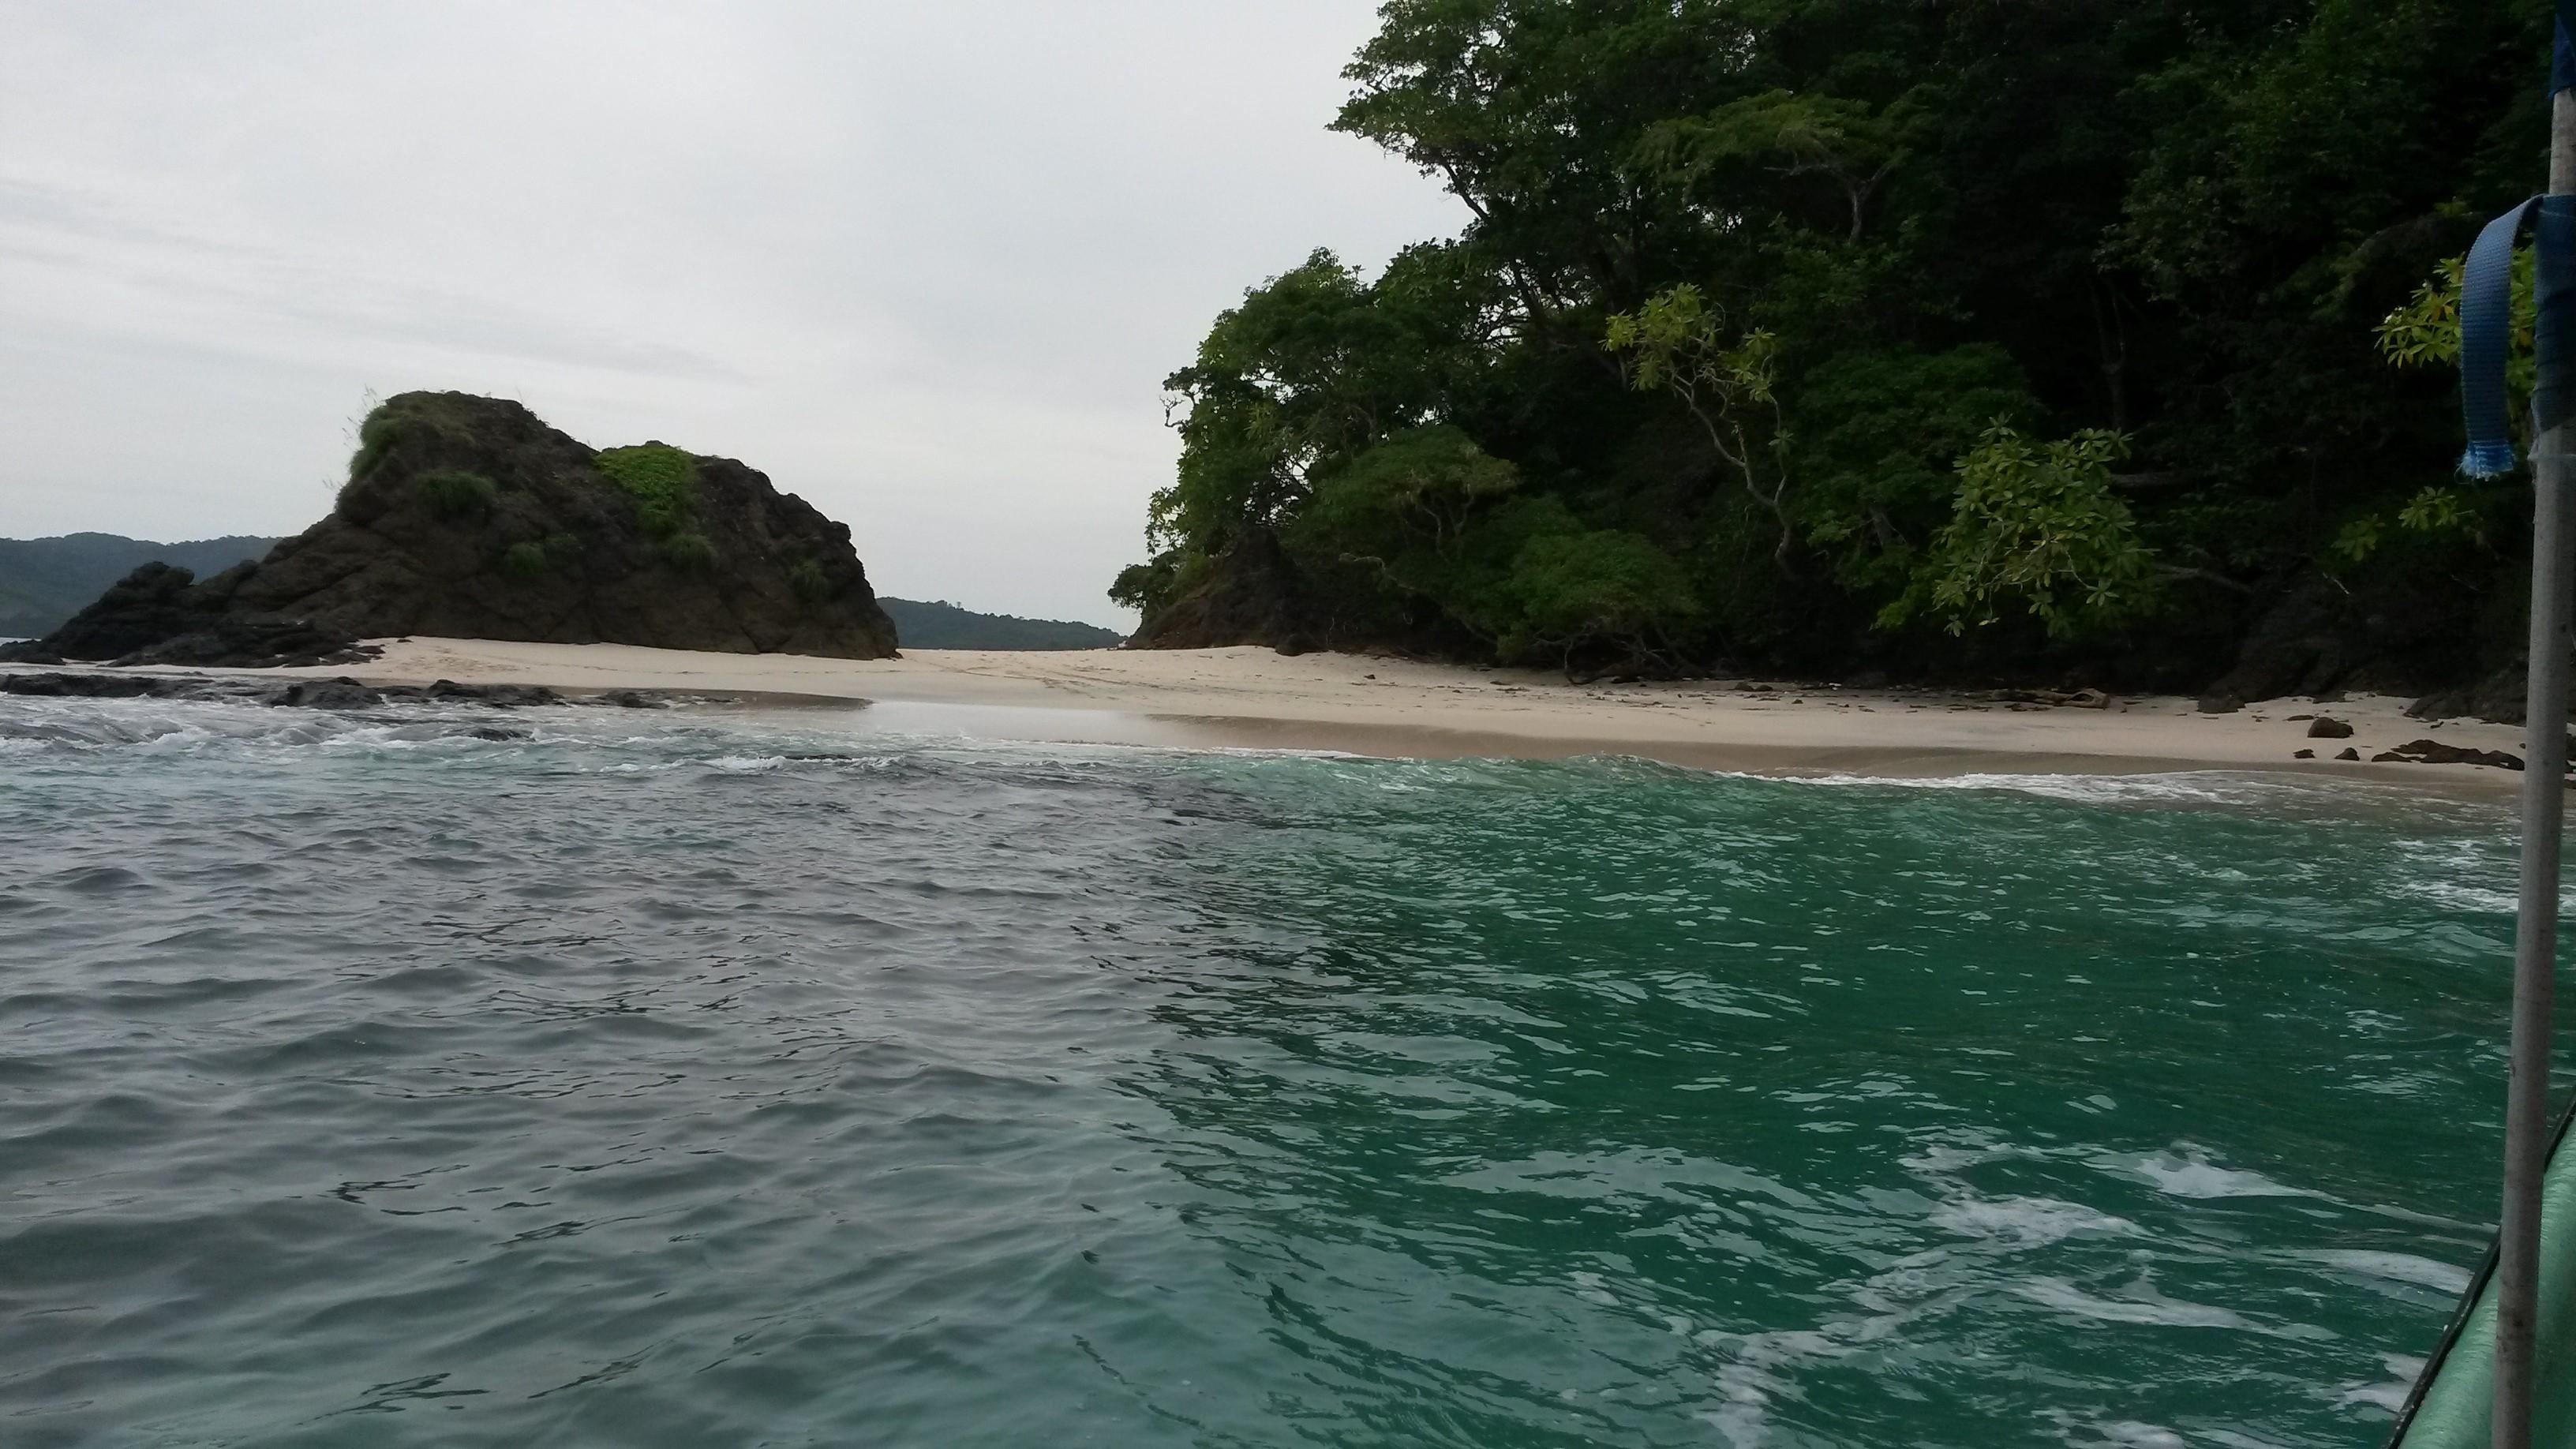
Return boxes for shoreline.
[6,635,2545,796]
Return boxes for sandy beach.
[43,635,2533,788]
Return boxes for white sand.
[106,635,2547,789]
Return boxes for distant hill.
[0,533,282,638]
[879,597,1123,650]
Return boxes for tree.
[1892,424,2157,639]
[1111,0,2554,695]
[1604,284,1790,559]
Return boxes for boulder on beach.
[1,391,899,667]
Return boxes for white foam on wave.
[2115,1145,2320,1201]
[2295,1249,2473,1295]
[706,754,787,773]
[2016,1276,2250,1330]
[1761,769,2309,807]
[1931,1194,2138,1245]
[2341,1354,2428,1414]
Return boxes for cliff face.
[6,392,899,665]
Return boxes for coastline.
[14,635,2546,794]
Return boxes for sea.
[0,691,2537,1447]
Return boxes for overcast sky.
[0,2,1465,627]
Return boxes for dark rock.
[3,670,635,713]
[2336,747,2361,762]
[261,679,384,710]
[2293,749,2316,760]
[602,689,661,709]
[2205,579,2382,704]
[2,672,179,699]
[2377,737,2527,770]
[421,680,560,707]
[1129,527,1309,650]
[469,727,526,741]
[2209,571,2509,708]
[3,391,898,668]
[17,561,200,661]
[2196,693,2243,714]
[1275,636,1312,657]
[2410,666,2543,725]
[2305,717,2354,739]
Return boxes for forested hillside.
[0,534,279,638]
[1115,0,2551,702]
[879,598,1123,650]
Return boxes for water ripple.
[0,695,2519,1447]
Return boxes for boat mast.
[2495,17,2576,1444]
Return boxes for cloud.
[0,1,1466,627]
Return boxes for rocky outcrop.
[2,562,380,668]
[1127,529,1313,652]
[0,672,574,710]
[1,391,898,666]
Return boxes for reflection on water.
[0,695,2514,1447]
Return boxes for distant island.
[875,598,1121,651]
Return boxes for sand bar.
[28,635,2542,792]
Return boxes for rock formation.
[2,391,898,665]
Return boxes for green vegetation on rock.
[788,558,831,603]
[416,470,499,521]
[657,531,717,572]
[1114,1,2553,695]
[596,445,698,537]
[500,541,549,579]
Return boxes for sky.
[0,2,1466,628]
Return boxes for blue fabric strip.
[2462,197,2540,477]
[2558,12,2575,98]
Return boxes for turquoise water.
[0,695,2534,1446]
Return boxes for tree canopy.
[1118,0,2552,687]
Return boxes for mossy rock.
[597,444,698,537]
[788,558,832,603]
[657,532,717,572]
[417,470,499,521]
[500,541,549,578]
[69,390,900,661]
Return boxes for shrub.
[788,558,832,602]
[658,531,717,571]
[417,469,499,521]
[500,541,549,578]
[1499,526,1698,675]
[596,444,698,537]
[349,410,407,481]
